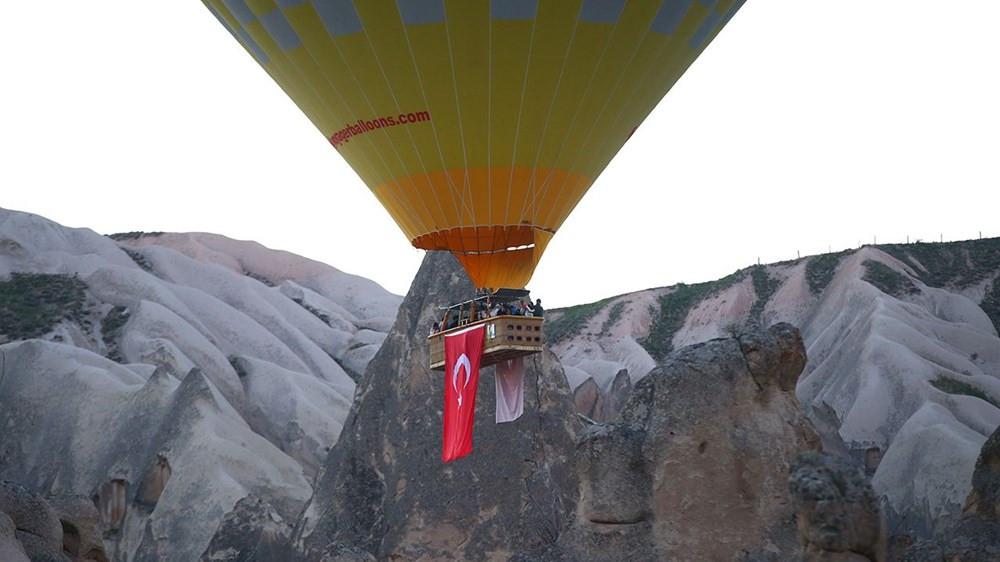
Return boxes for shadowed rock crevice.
[138,455,171,506]
[573,368,632,422]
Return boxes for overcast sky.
[2,2,998,308]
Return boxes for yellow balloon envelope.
[204,0,745,289]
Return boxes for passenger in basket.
[519,299,530,316]
[532,299,544,318]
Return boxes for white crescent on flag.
[452,353,472,407]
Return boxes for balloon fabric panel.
[203,0,747,288]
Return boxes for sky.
[2,2,998,308]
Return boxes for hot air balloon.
[203,0,746,291]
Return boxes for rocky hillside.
[4,206,997,560]
[547,239,1000,538]
[292,251,579,561]
[199,253,825,561]
[0,208,400,561]
[545,323,821,561]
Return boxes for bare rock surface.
[789,452,886,562]
[966,422,1000,521]
[125,232,400,328]
[546,323,821,561]
[0,342,311,561]
[292,251,579,561]
[548,244,1000,536]
[0,481,65,561]
[0,208,403,561]
[0,482,108,561]
[200,495,291,562]
[572,377,604,421]
[573,369,633,423]
[892,425,1000,561]
[0,510,30,562]
[606,368,633,420]
[316,542,378,562]
[45,494,109,562]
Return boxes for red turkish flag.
[442,324,485,462]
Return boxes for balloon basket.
[428,316,544,371]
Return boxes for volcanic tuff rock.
[892,424,1000,561]
[549,242,1000,536]
[0,481,65,561]
[0,344,311,561]
[545,323,822,561]
[292,251,580,561]
[0,508,30,562]
[789,452,886,562]
[0,481,108,562]
[199,495,291,562]
[573,367,631,422]
[45,494,109,562]
[0,208,401,561]
[966,422,1000,521]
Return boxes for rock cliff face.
[548,242,1000,535]
[546,323,821,561]
[292,251,579,561]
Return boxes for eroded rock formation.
[550,244,1000,536]
[789,452,886,562]
[200,495,291,562]
[0,208,402,561]
[546,323,822,561]
[292,252,579,561]
[893,425,1000,561]
[0,481,108,562]
[573,368,632,422]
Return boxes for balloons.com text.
[329,111,432,148]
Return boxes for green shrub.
[101,305,130,363]
[0,273,88,340]
[292,298,331,325]
[879,238,1000,289]
[722,322,742,338]
[806,252,850,295]
[246,272,276,287]
[862,260,920,298]
[122,248,153,272]
[108,231,164,241]
[981,280,1000,335]
[640,269,747,361]
[545,297,615,345]
[600,301,626,335]
[930,376,999,408]
[748,265,780,328]
[229,355,249,378]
